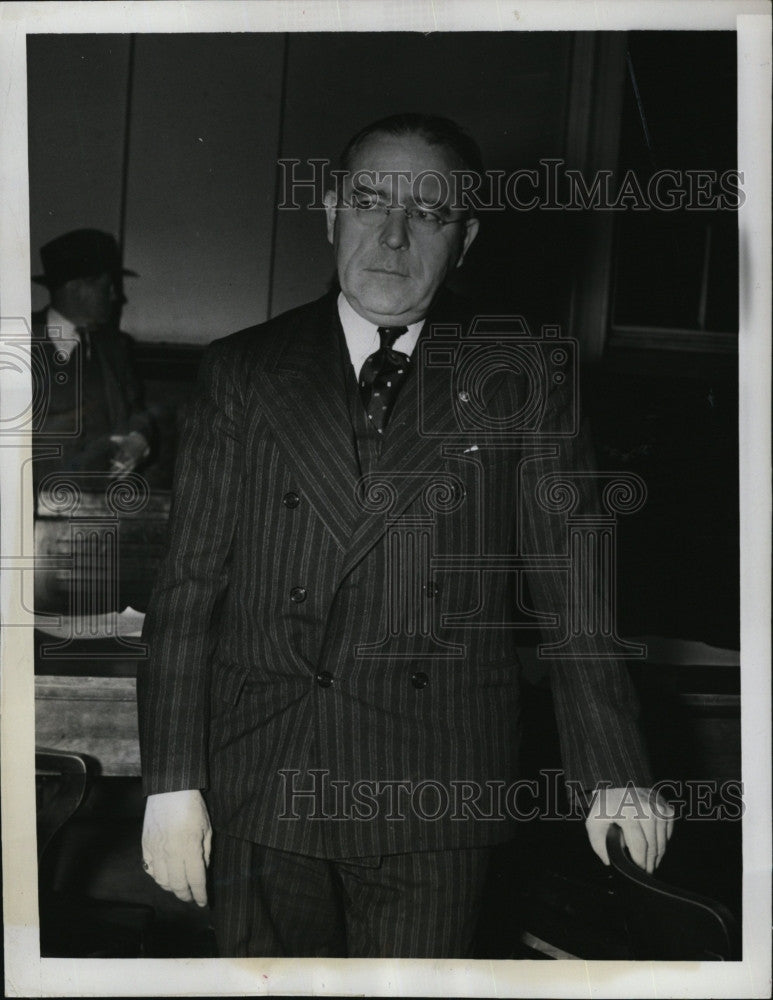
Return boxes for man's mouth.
[364,267,408,277]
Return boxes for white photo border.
[1,2,770,997]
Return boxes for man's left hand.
[109,431,150,474]
[586,786,675,874]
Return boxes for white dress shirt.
[43,307,81,361]
[337,292,423,378]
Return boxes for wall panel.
[27,35,131,312]
[27,33,574,341]
[121,34,284,343]
[270,32,573,318]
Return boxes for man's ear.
[324,189,338,246]
[455,216,480,268]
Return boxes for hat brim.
[31,266,139,286]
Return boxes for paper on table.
[33,606,146,639]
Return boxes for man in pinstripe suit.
[138,114,673,957]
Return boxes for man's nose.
[379,209,410,250]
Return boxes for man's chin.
[345,291,426,326]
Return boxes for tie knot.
[377,325,408,350]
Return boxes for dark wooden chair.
[36,748,156,957]
[36,749,91,861]
[605,823,739,960]
[476,814,740,960]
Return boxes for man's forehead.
[344,134,459,206]
[348,169,450,201]
[346,131,458,178]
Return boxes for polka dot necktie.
[359,326,411,434]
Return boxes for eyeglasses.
[339,196,467,235]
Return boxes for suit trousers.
[210,832,492,958]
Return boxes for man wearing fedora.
[31,228,153,483]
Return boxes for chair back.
[36,748,92,861]
[605,823,738,960]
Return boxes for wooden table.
[35,675,142,777]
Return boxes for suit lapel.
[253,296,362,552]
[339,297,493,581]
[94,332,130,428]
[254,291,512,576]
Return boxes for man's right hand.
[141,789,212,906]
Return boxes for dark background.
[29,30,741,960]
[29,30,740,648]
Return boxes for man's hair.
[340,112,484,177]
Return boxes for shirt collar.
[45,307,78,338]
[44,307,81,361]
[337,292,424,376]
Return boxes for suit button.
[290,586,307,603]
[282,491,300,508]
[411,671,429,690]
[315,671,333,688]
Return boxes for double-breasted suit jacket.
[137,291,652,859]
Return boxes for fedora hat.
[32,229,138,288]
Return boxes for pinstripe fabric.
[210,832,490,958]
[210,833,347,957]
[338,846,491,957]
[137,290,652,861]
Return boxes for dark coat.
[31,308,154,481]
[137,292,652,859]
